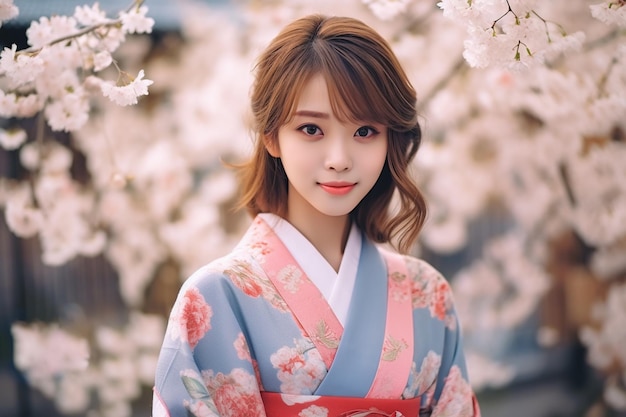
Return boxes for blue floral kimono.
[152,214,480,417]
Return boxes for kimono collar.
[257,213,361,326]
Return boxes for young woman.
[153,14,480,417]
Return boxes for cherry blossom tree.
[1,0,625,415]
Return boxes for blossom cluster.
[1,1,164,416]
[430,0,626,408]
[580,283,626,409]
[12,314,164,417]
[437,0,587,70]
[0,1,154,130]
[0,0,155,267]
[12,322,90,410]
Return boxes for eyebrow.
[293,110,330,119]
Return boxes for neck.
[285,211,350,272]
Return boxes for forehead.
[288,71,381,124]
[293,74,331,111]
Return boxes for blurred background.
[1,0,625,416]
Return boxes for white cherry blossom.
[11,323,90,390]
[0,44,45,87]
[73,3,108,26]
[93,50,113,71]
[100,69,154,106]
[119,5,154,34]
[44,92,90,131]
[26,15,78,49]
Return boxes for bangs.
[323,66,386,125]
[282,66,389,128]
[273,54,322,129]
[316,40,415,131]
[259,14,417,135]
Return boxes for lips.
[318,182,356,196]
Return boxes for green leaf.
[181,374,210,400]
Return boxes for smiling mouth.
[319,182,356,196]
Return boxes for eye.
[354,126,379,139]
[299,124,322,136]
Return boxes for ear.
[263,134,280,158]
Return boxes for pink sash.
[254,217,414,399]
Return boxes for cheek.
[365,142,388,176]
[280,142,311,167]
[278,143,316,179]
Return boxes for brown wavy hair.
[237,14,427,253]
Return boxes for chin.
[316,206,358,218]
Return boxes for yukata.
[153,213,481,417]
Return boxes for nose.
[324,136,352,172]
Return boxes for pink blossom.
[418,353,441,391]
[203,369,264,417]
[432,366,474,417]
[431,281,451,321]
[234,333,252,362]
[270,341,326,394]
[226,261,264,298]
[174,287,213,349]
[271,346,306,374]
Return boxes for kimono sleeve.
[430,283,481,417]
[152,268,267,417]
[418,261,480,417]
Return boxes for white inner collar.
[257,213,361,326]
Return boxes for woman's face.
[267,73,388,224]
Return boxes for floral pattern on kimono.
[270,338,327,394]
[153,215,480,417]
[180,367,264,417]
[168,287,213,350]
[406,258,457,330]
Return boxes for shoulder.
[179,248,261,294]
[378,247,451,289]
[403,255,450,288]
[382,250,458,327]
[178,246,288,309]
